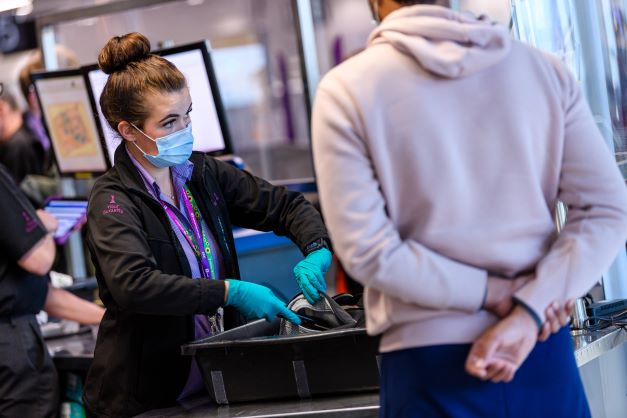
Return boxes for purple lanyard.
[159,186,215,280]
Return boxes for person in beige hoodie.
[312,1,627,416]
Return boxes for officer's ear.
[118,121,139,143]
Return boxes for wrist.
[482,276,500,311]
[304,238,331,256]
[512,303,542,331]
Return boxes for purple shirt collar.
[125,144,193,198]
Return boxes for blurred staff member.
[18,47,79,170]
[312,1,627,417]
[0,86,45,184]
[0,160,57,418]
[84,32,331,417]
[0,89,104,415]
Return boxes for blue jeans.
[380,327,590,418]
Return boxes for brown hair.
[19,59,42,100]
[19,47,79,100]
[98,32,186,133]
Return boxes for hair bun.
[98,32,151,75]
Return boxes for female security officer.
[84,32,332,417]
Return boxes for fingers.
[266,294,302,325]
[314,272,327,293]
[484,361,504,381]
[541,300,574,342]
[299,276,320,304]
[538,322,551,342]
[550,302,561,333]
[465,337,498,379]
[302,284,319,304]
[545,303,558,334]
[310,271,327,293]
[543,302,561,334]
[278,306,302,325]
[485,360,515,383]
[296,268,324,303]
[471,357,517,383]
[314,280,327,294]
[295,265,320,299]
[493,364,515,383]
[468,309,538,385]
[295,260,327,293]
[557,307,570,329]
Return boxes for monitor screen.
[85,41,232,165]
[31,70,109,174]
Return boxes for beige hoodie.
[312,5,627,352]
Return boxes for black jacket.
[83,145,329,417]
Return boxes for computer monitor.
[30,69,109,175]
[84,40,233,166]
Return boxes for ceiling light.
[15,3,33,16]
[0,0,32,14]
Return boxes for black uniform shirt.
[0,125,45,185]
[0,164,48,316]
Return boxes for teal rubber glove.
[294,248,332,304]
[225,279,301,325]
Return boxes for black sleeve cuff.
[199,279,226,315]
[512,297,543,331]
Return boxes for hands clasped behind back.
[465,275,537,383]
[466,275,574,383]
[465,305,539,383]
[483,274,573,333]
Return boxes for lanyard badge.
[159,186,224,334]
[160,185,217,280]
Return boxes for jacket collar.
[188,151,207,184]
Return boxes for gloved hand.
[225,279,301,325]
[294,248,332,304]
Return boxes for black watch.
[304,238,331,255]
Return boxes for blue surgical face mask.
[130,123,194,168]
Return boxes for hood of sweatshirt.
[368,5,511,78]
